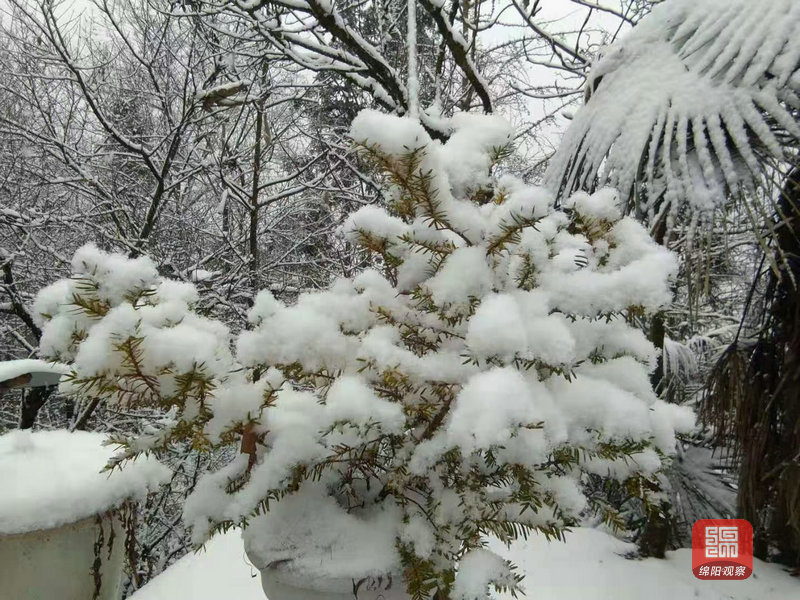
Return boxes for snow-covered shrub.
[35,110,694,599]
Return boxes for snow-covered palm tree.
[547,0,800,565]
[547,0,799,240]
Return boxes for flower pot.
[0,511,126,600]
[0,429,169,600]
[256,562,409,600]
[241,484,412,600]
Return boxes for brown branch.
[71,397,102,431]
[0,251,42,340]
[421,0,493,114]
[511,0,589,69]
[241,422,258,470]
[245,0,407,110]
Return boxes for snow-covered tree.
[34,111,693,599]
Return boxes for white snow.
[341,205,407,243]
[34,244,236,405]
[31,279,72,328]
[128,531,264,600]
[247,290,284,325]
[237,302,357,373]
[465,294,527,360]
[441,113,514,197]
[70,243,161,307]
[423,246,493,310]
[350,111,429,156]
[453,548,513,600]
[0,430,169,535]
[445,367,547,453]
[493,527,799,600]
[537,218,678,317]
[129,527,800,600]
[563,189,622,222]
[325,375,405,434]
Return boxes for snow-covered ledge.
[0,430,169,600]
[0,359,68,391]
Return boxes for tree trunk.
[638,499,670,558]
[639,218,670,557]
[18,388,52,429]
[249,101,265,294]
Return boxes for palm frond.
[547,0,800,234]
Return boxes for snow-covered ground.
[131,527,796,600]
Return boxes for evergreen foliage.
[34,111,692,599]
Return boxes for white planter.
[257,563,409,600]
[0,511,126,600]
[0,429,169,600]
[241,484,412,600]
